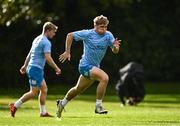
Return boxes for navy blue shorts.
[79,65,93,79]
[26,66,44,87]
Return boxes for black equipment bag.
[116,62,145,105]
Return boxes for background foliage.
[0,0,180,88]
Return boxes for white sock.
[14,99,23,108]
[40,105,46,114]
[61,98,68,107]
[96,99,102,107]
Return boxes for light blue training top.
[73,29,115,67]
[28,34,51,69]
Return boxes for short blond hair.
[93,15,109,26]
[42,22,58,33]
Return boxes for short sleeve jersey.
[73,29,115,67]
[28,34,51,69]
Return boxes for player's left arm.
[45,53,61,75]
[111,38,120,54]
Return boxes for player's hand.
[59,51,71,63]
[113,38,121,49]
[55,67,61,76]
[20,65,26,75]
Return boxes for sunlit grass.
[1,82,180,125]
[1,93,180,126]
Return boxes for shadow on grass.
[139,103,180,109]
[1,82,180,96]
[0,103,38,111]
[144,100,180,104]
[1,82,180,111]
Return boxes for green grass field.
[0,82,180,126]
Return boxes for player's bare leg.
[39,80,53,117]
[65,75,94,100]
[90,67,109,114]
[9,87,39,117]
[56,75,94,118]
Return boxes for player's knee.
[101,74,109,84]
[41,88,48,94]
[30,90,39,97]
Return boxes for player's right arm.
[20,52,31,74]
[59,29,89,63]
[59,32,73,63]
